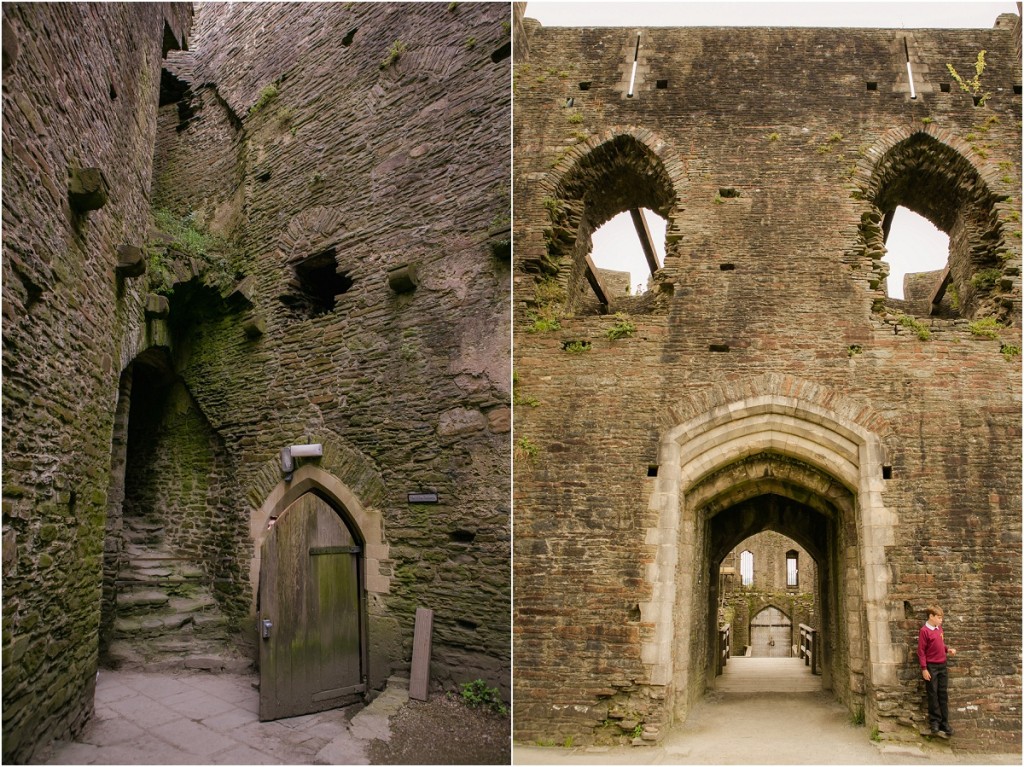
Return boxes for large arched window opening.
[864,131,1013,321]
[533,133,679,317]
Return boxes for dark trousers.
[925,662,949,730]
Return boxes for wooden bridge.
[715,657,821,693]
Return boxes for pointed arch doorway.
[644,380,899,731]
[258,491,366,720]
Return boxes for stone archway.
[250,463,387,612]
[644,375,898,728]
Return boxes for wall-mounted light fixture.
[280,443,324,481]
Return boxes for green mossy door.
[259,492,365,721]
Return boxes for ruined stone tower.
[2,3,511,761]
[512,6,1021,752]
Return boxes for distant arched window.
[786,550,799,588]
[740,550,754,586]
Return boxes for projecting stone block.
[387,263,419,293]
[227,275,257,307]
[144,293,169,318]
[116,245,146,278]
[67,167,109,212]
[243,316,265,339]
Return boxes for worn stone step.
[116,589,170,608]
[167,595,218,613]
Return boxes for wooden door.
[750,606,792,658]
[259,492,365,720]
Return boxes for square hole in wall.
[578,81,592,91]
[656,79,668,89]
[940,82,951,93]
[1014,84,1023,95]
[866,81,878,91]
[883,465,893,480]
[279,248,353,318]
[647,465,658,477]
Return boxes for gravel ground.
[368,694,510,765]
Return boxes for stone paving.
[514,689,1021,766]
[35,669,401,765]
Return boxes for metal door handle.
[262,619,273,639]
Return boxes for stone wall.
[720,532,817,655]
[513,15,1021,751]
[1,5,192,761]
[3,2,511,761]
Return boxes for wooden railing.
[799,624,819,675]
[717,624,731,675]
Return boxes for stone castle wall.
[513,14,1021,751]
[3,3,511,761]
[1,5,193,761]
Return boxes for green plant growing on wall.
[971,268,1002,291]
[459,679,507,715]
[968,317,1002,338]
[947,282,960,310]
[541,196,564,219]
[767,132,781,142]
[1000,343,1020,360]
[563,340,591,353]
[380,39,407,69]
[567,111,584,124]
[606,313,636,340]
[153,209,219,258]
[249,83,279,116]
[898,315,930,341]
[465,36,476,50]
[921,117,933,125]
[850,707,865,726]
[512,370,540,407]
[562,736,574,748]
[526,312,561,333]
[516,436,539,460]
[947,51,990,106]
[870,726,881,742]
[631,723,644,738]
[847,344,863,357]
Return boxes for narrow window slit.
[882,465,893,480]
[709,344,730,353]
[627,34,639,98]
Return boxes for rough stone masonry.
[512,4,1021,753]
[2,3,511,762]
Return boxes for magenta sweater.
[918,623,948,667]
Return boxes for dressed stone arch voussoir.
[248,448,389,611]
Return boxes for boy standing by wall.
[918,606,957,738]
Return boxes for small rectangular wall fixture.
[408,492,439,504]
[280,443,324,480]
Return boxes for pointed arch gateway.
[644,376,898,727]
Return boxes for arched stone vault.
[643,374,898,725]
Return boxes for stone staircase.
[106,517,252,673]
